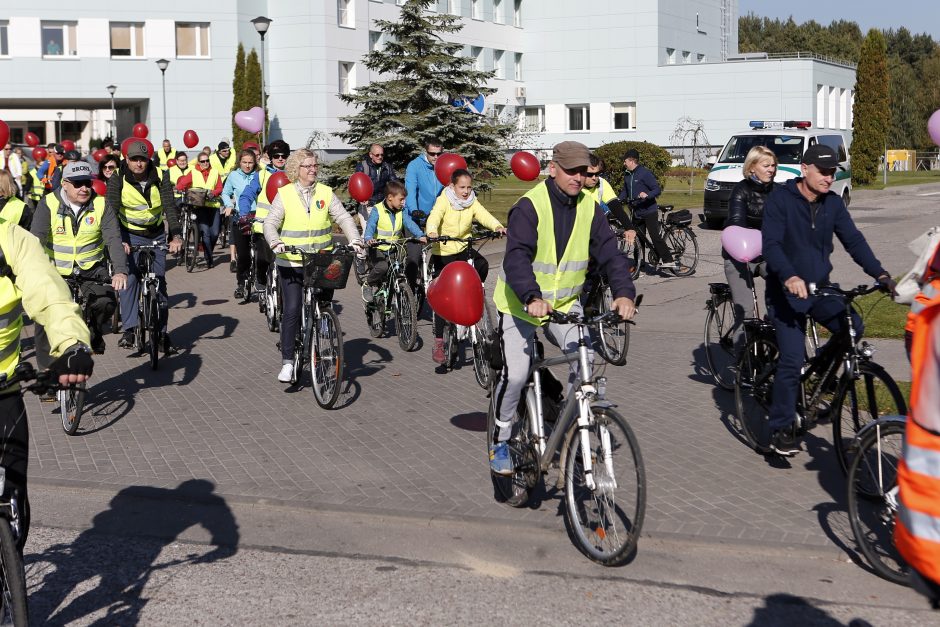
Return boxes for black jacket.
[617,165,660,218]
[354,158,399,204]
[722,177,777,260]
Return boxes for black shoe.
[206,258,214,269]
[162,335,179,355]
[234,287,245,299]
[118,329,135,349]
[91,334,106,355]
[40,390,56,403]
[770,429,801,457]
[230,260,237,273]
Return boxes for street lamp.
[156,59,170,143]
[251,16,272,146]
[107,84,117,140]
[56,112,62,142]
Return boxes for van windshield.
[717,135,805,165]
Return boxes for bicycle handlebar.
[808,282,884,299]
[0,361,59,395]
[129,242,169,252]
[527,294,643,326]
[285,244,358,257]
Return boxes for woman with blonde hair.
[0,170,31,228]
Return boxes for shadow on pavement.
[747,592,873,626]
[451,411,487,432]
[344,337,393,380]
[27,479,239,626]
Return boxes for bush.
[593,141,673,191]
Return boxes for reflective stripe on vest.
[0,198,26,227]
[492,182,593,326]
[373,202,402,251]
[44,195,106,275]
[119,180,163,233]
[190,168,221,208]
[253,170,274,234]
[0,225,23,384]
[276,183,335,264]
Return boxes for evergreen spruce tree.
[232,43,247,148]
[851,29,890,185]
[244,49,265,146]
[332,0,511,188]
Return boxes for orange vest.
[895,286,940,587]
[905,278,940,335]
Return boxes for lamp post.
[107,84,117,140]
[56,112,62,142]
[156,59,170,142]
[251,16,272,146]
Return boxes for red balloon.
[510,151,540,181]
[91,148,108,162]
[167,159,177,168]
[91,179,107,196]
[348,172,374,203]
[32,147,48,162]
[0,121,8,149]
[427,261,484,326]
[132,123,149,139]
[24,132,40,148]
[266,171,290,203]
[242,141,260,151]
[183,130,199,149]
[121,137,154,158]
[434,153,468,186]
[60,139,75,152]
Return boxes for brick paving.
[22,184,939,555]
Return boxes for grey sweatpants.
[491,301,591,442]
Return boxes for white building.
[0,0,856,159]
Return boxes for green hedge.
[593,140,672,191]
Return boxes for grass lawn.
[856,169,940,190]
[854,289,909,340]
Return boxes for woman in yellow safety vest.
[176,153,224,268]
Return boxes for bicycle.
[234,213,256,305]
[846,415,910,585]
[584,221,633,366]
[263,258,282,332]
[283,246,354,409]
[363,239,419,352]
[735,283,907,469]
[626,203,698,278]
[486,308,646,566]
[179,203,199,273]
[128,242,167,371]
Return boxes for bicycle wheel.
[135,291,147,354]
[0,516,27,627]
[185,223,199,273]
[367,293,386,338]
[58,384,87,435]
[310,307,344,409]
[393,281,418,352]
[291,309,307,386]
[832,361,908,475]
[564,406,646,566]
[472,305,495,389]
[628,238,642,280]
[593,283,629,366]
[146,288,161,370]
[265,267,279,332]
[443,322,459,369]
[219,214,229,248]
[704,295,736,390]
[734,335,778,453]
[668,226,699,276]
[487,395,541,508]
[847,421,910,585]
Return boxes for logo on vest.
[85,215,96,226]
[55,226,66,235]
[316,200,325,210]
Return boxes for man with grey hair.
[353,143,399,226]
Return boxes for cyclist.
[264,149,363,383]
[361,180,424,302]
[425,168,506,364]
[583,153,636,280]
[489,141,636,475]
[761,144,894,457]
[175,152,224,269]
[106,139,183,354]
[618,148,677,269]
[30,161,128,358]
[165,151,193,187]
[239,139,290,297]
[354,143,400,229]
[221,149,258,287]
[0,218,94,554]
[0,170,31,229]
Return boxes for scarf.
[444,186,476,210]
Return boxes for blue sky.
[738,0,940,40]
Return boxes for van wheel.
[842,188,851,207]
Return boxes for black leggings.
[432,249,488,338]
[638,212,673,263]
[278,265,334,361]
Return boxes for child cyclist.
[362,180,425,302]
[425,168,506,364]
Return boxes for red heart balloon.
[183,129,199,149]
[167,158,177,168]
[266,171,290,203]
[91,179,107,196]
[427,261,483,326]
[32,147,48,162]
[91,148,108,163]
[24,132,40,148]
[0,121,8,149]
[348,172,374,203]
[434,153,468,186]
[510,151,540,181]
[60,139,75,152]
[132,123,149,139]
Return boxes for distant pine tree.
[244,49,265,147]
[851,30,890,184]
[231,43,247,149]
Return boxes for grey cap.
[126,140,149,159]
[62,161,94,182]
[552,141,591,170]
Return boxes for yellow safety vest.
[168,163,193,186]
[28,168,44,202]
[43,195,106,275]
[0,224,24,383]
[0,198,26,227]
[118,178,164,234]
[276,183,334,265]
[190,168,221,208]
[373,202,403,251]
[253,169,275,234]
[209,152,236,179]
[156,148,174,172]
[493,182,593,326]
[584,178,617,206]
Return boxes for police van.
[702,121,852,227]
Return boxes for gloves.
[48,344,94,379]
[877,274,897,296]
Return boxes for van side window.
[819,135,848,161]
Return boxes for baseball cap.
[62,161,94,182]
[64,149,82,161]
[622,148,640,161]
[802,144,840,169]
[53,144,66,155]
[218,141,231,151]
[552,141,591,170]
[126,139,150,160]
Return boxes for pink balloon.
[721,226,762,263]
[234,107,265,134]
[929,109,940,147]
[427,261,484,326]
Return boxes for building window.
[110,23,145,57]
[338,0,355,27]
[0,21,9,57]
[666,48,675,64]
[339,61,355,95]
[494,0,504,24]
[522,106,544,131]
[682,50,691,64]
[471,46,483,71]
[176,23,210,57]
[514,53,522,81]
[697,53,705,63]
[41,21,78,57]
[494,49,505,79]
[816,84,826,128]
[369,30,382,52]
[471,0,482,20]
[612,102,637,130]
[513,0,522,27]
[448,0,460,15]
[567,104,590,132]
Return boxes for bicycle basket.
[184,188,209,207]
[302,250,354,290]
[666,209,693,226]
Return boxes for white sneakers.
[277,363,294,383]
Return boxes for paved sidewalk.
[22,184,938,559]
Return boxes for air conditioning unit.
[515,87,526,99]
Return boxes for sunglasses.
[271,153,288,159]
[198,160,210,164]
[66,179,93,188]
[103,164,117,170]
[427,150,443,156]
[585,172,602,178]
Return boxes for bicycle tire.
[185,224,199,273]
[628,238,642,280]
[394,281,418,352]
[58,384,86,435]
[832,361,908,475]
[310,307,344,409]
[668,226,698,277]
[846,421,910,585]
[563,406,646,566]
[265,267,279,332]
[472,305,495,389]
[593,283,629,366]
[0,516,27,627]
[734,335,778,453]
[443,322,459,369]
[704,294,736,391]
[367,294,386,338]
[146,287,161,370]
[291,307,307,386]
[486,395,541,508]
[219,215,229,249]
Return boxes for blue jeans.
[120,231,169,332]
[195,206,221,262]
